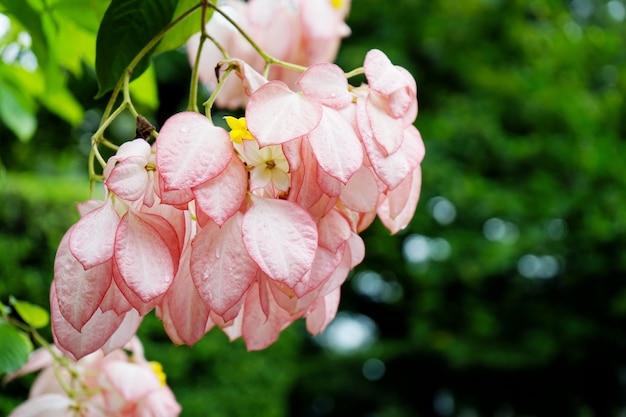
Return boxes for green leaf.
[0,80,37,141]
[129,65,159,110]
[0,324,31,375]
[95,0,178,97]
[39,61,84,126]
[9,297,49,329]
[154,0,213,55]
[52,0,111,33]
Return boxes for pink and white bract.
[6,337,181,417]
[51,49,424,359]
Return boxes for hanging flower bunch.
[49,0,424,361]
[6,337,180,417]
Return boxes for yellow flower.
[224,116,255,144]
[149,361,167,387]
[330,0,343,9]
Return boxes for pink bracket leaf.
[246,80,322,146]
[242,197,318,288]
[157,111,233,191]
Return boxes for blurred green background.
[2,0,626,416]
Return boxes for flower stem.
[345,67,365,79]
[208,2,307,74]
[203,65,234,116]
[188,3,211,112]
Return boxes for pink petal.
[109,138,151,162]
[112,260,158,316]
[103,361,161,402]
[156,111,233,191]
[347,232,366,268]
[317,209,352,253]
[7,393,73,417]
[364,49,408,97]
[55,228,112,331]
[398,66,419,124]
[293,244,345,299]
[193,155,248,226]
[241,282,296,351]
[288,157,324,211]
[378,166,422,234]
[296,63,352,108]
[162,246,211,346]
[105,156,149,201]
[242,197,318,287]
[139,387,182,417]
[114,211,178,303]
[50,284,123,361]
[76,199,103,217]
[101,309,142,355]
[213,294,246,324]
[340,165,379,213]
[282,137,302,171]
[191,214,258,317]
[316,242,354,297]
[307,106,363,183]
[157,174,194,207]
[367,94,404,155]
[140,202,187,253]
[264,276,298,315]
[357,101,424,189]
[305,288,341,335]
[99,279,133,316]
[246,81,322,146]
[316,167,342,197]
[257,271,271,320]
[215,309,243,340]
[68,200,120,269]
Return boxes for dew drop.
[215,252,220,259]
[163,275,171,283]
[180,126,190,133]
[330,92,336,98]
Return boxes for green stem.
[203,65,234,116]
[345,67,365,79]
[188,4,210,112]
[206,32,229,60]
[208,2,307,73]
[123,72,139,118]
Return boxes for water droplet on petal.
[180,126,190,133]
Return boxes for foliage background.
[2,0,626,416]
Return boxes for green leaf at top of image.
[0,324,31,375]
[95,0,178,97]
[154,0,214,55]
[9,296,49,329]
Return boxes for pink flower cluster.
[6,338,180,417]
[188,0,351,109]
[51,49,424,359]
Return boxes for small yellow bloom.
[330,0,343,9]
[149,361,167,387]
[224,116,255,144]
